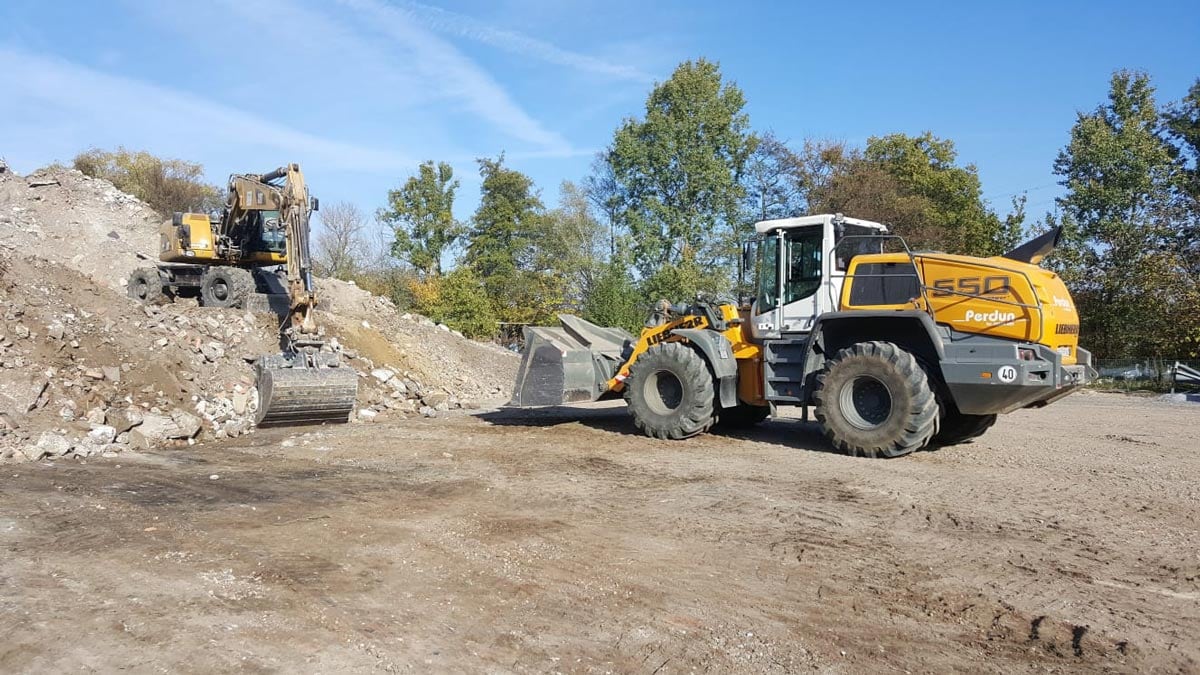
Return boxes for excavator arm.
[250,163,358,427]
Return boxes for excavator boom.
[250,164,357,427]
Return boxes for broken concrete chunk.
[106,407,144,434]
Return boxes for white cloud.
[0,47,413,172]
[394,1,655,84]
[334,0,574,155]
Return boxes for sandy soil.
[1,391,1197,673]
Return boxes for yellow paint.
[842,252,1081,364]
[158,213,217,262]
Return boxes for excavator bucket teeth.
[255,354,358,427]
[510,315,634,407]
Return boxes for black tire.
[716,402,771,429]
[127,267,167,305]
[625,342,716,440]
[934,410,997,446]
[813,341,939,458]
[200,266,255,308]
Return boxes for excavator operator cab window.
[251,210,286,253]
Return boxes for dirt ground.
[1,391,1197,673]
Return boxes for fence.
[1091,358,1200,393]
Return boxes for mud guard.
[670,328,739,409]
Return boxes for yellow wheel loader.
[128,164,357,427]
[511,214,1096,457]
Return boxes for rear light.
[1019,348,1036,361]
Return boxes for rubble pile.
[0,162,518,464]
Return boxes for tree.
[603,59,757,297]
[1051,70,1199,359]
[804,133,1020,255]
[420,267,497,339]
[73,147,221,215]
[583,260,645,335]
[543,181,608,309]
[313,201,368,280]
[378,161,463,277]
[742,131,805,222]
[464,155,563,325]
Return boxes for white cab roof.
[753,214,888,234]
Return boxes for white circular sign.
[997,365,1018,383]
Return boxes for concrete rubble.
[0,162,518,465]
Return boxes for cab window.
[784,228,823,304]
[755,235,780,312]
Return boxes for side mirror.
[310,197,320,212]
[741,239,755,273]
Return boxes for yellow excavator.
[127,163,357,427]
[511,214,1096,457]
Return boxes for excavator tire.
[814,341,938,458]
[716,402,771,429]
[625,342,716,440]
[200,266,255,309]
[128,267,168,305]
[934,410,997,446]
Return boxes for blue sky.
[2,0,1197,237]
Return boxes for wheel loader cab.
[748,215,889,341]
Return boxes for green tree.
[582,260,645,335]
[424,266,497,339]
[543,180,608,310]
[465,155,563,325]
[73,147,221,215]
[806,133,1020,255]
[603,59,757,297]
[378,160,462,277]
[742,131,805,222]
[1051,70,1199,359]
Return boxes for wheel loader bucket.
[510,314,634,407]
[255,352,358,426]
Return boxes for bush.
[73,147,222,216]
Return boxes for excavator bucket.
[255,353,358,426]
[510,314,634,406]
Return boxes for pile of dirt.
[0,162,518,463]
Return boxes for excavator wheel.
[933,410,997,446]
[625,342,716,440]
[200,266,255,309]
[716,402,771,429]
[255,353,358,427]
[128,267,168,305]
[814,341,938,458]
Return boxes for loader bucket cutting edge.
[255,355,358,427]
[509,315,634,407]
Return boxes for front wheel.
[813,341,939,458]
[625,342,716,440]
[200,266,255,308]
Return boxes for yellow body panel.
[842,253,1081,364]
[159,213,217,262]
[158,212,286,266]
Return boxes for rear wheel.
[934,410,997,446]
[814,341,938,458]
[127,267,167,305]
[200,266,255,308]
[625,342,715,440]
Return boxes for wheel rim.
[212,278,230,301]
[840,375,892,430]
[644,370,684,415]
[133,278,148,299]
